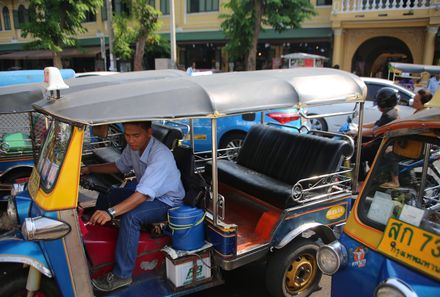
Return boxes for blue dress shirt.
[115,137,185,207]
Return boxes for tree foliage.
[21,0,102,68]
[113,0,161,71]
[221,0,316,71]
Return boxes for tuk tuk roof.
[375,108,440,136]
[389,62,440,74]
[33,68,367,126]
[0,69,186,114]
[281,52,329,61]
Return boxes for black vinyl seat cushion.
[208,125,352,209]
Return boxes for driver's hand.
[90,210,111,225]
[81,166,90,175]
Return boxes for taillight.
[266,112,300,124]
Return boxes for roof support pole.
[211,118,218,226]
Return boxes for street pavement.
[189,259,330,297]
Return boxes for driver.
[354,87,400,181]
[81,121,185,292]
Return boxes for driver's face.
[123,124,151,152]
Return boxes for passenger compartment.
[207,124,352,209]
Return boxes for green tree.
[221,0,316,71]
[113,1,161,71]
[21,0,102,68]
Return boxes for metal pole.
[169,0,177,69]
[352,102,364,194]
[211,118,218,226]
[417,143,431,207]
[107,0,116,71]
[189,119,195,152]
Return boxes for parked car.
[165,109,303,159]
[306,77,415,131]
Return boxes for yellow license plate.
[378,218,440,281]
[28,168,40,199]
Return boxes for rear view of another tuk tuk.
[317,100,440,296]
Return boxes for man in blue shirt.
[81,121,185,292]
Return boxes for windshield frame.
[35,119,73,193]
[357,134,440,232]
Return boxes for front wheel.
[0,271,60,297]
[308,115,328,131]
[265,239,321,297]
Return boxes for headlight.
[317,240,347,275]
[375,278,418,297]
[11,183,25,196]
[22,216,71,241]
[6,197,18,225]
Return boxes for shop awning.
[0,47,102,60]
[160,28,332,42]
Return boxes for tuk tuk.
[0,67,366,297]
[281,53,328,68]
[388,62,440,92]
[0,70,187,186]
[317,102,440,296]
[0,69,76,87]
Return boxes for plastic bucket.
[168,205,205,251]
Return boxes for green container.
[2,133,32,153]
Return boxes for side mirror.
[92,125,109,138]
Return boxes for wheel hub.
[285,253,316,294]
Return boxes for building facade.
[0,0,438,75]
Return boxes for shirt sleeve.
[115,146,133,174]
[135,148,175,199]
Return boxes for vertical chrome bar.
[211,118,219,226]
[352,101,365,193]
[417,143,431,207]
[261,111,265,124]
[189,119,195,152]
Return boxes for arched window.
[2,7,11,30]
[18,5,28,26]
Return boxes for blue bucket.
[168,205,205,251]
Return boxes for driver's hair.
[123,121,152,131]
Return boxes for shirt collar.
[139,137,155,164]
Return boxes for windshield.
[36,120,72,191]
[358,136,440,235]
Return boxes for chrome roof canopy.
[33,68,367,126]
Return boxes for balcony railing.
[333,0,433,13]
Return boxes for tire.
[308,115,328,131]
[219,132,246,161]
[0,270,60,297]
[265,239,322,297]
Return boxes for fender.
[0,164,33,179]
[275,222,336,249]
[0,239,52,277]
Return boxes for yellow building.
[0,0,438,75]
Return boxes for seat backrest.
[173,145,208,208]
[237,125,351,185]
[152,123,184,149]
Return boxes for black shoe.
[92,272,132,292]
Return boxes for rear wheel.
[219,132,246,161]
[266,239,321,297]
[0,271,60,297]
